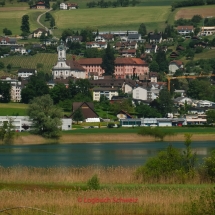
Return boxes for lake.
[0,141,214,167]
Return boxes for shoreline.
[9,133,215,145]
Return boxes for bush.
[107,122,115,128]
[138,127,175,141]
[87,174,100,190]
[204,150,215,182]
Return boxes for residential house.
[115,41,137,50]
[93,87,119,101]
[66,36,83,43]
[149,33,162,44]
[147,82,164,101]
[94,34,114,42]
[174,97,193,106]
[69,102,100,122]
[33,28,48,38]
[10,45,27,55]
[52,43,86,79]
[0,36,16,45]
[44,39,58,46]
[0,76,22,102]
[177,26,194,35]
[17,68,37,78]
[86,41,107,49]
[186,115,206,125]
[60,2,67,9]
[145,44,157,53]
[169,60,183,73]
[78,57,149,79]
[118,49,136,57]
[195,100,215,108]
[149,72,158,83]
[132,86,148,101]
[123,79,137,94]
[127,33,142,42]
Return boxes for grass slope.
[0,53,73,73]
[51,6,170,36]
[0,8,46,36]
[0,103,28,116]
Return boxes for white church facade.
[52,42,86,79]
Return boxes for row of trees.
[172,0,205,10]
[86,0,139,8]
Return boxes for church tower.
[57,40,66,61]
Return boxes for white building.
[60,2,67,9]
[177,26,194,35]
[201,26,215,36]
[17,68,37,78]
[86,42,107,49]
[93,87,119,101]
[132,86,148,101]
[52,42,86,79]
[169,60,183,74]
[0,116,72,131]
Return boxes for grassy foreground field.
[0,166,213,215]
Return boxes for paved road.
[36,8,58,39]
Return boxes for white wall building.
[52,42,86,79]
[60,2,67,9]
[0,116,72,131]
[17,68,37,78]
[132,86,147,101]
[93,87,119,101]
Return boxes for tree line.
[86,0,139,8]
[171,0,214,11]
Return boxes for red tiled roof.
[0,36,10,43]
[66,60,85,71]
[37,1,45,5]
[177,26,194,30]
[170,60,183,66]
[78,57,147,66]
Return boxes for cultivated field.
[0,53,74,73]
[175,5,215,20]
[52,6,171,35]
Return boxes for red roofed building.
[177,26,194,35]
[78,57,149,79]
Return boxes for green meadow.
[51,6,171,36]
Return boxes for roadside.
[36,8,59,40]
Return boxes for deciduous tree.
[27,94,63,138]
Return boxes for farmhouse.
[60,2,78,9]
[52,42,86,79]
[177,26,194,35]
[0,37,17,45]
[201,26,215,36]
[33,28,49,38]
[31,1,46,9]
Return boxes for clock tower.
[57,40,66,61]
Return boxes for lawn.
[0,8,46,36]
[51,6,171,36]
[0,103,28,116]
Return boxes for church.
[52,42,86,79]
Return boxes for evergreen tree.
[138,23,147,37]
[20,15,30,33]
[101,43,115,76]
[0,81,11,103]
[50,17,55,28]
